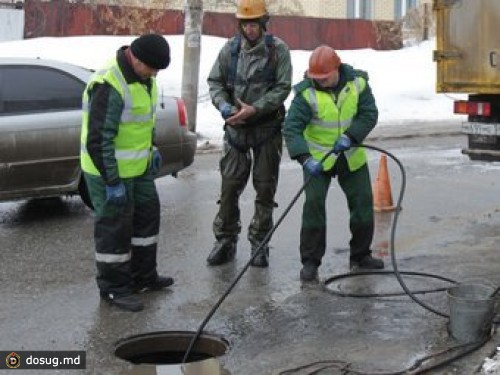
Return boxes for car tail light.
[176,98,188,128]
[454,100,491,116]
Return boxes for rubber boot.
[350,254,384,271]
[250,244,269,268]
[100,292,144,312]
[135,275,174,293]
[207,239,236,266]
[300,262,319,282]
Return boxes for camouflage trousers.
[213,125,282,248]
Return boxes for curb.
[195,121,463,154]
[367,120,462,141]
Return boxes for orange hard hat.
[306,45,341,80]
[236,0,267,19]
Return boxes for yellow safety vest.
[302,77,367,172]
[80,60,157,178]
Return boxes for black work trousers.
[84,172,160,296]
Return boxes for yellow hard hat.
[236,0,267,19]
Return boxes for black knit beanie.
[131,34,170,70]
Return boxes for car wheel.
[78,178,94,210]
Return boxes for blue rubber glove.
[219,102,233,120]
[303,157,323,177]
[150,147,162,176]
[105,182,127,206]
[333,134,352,154]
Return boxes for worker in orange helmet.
[284,45,383,282]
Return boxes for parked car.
[0,57,197,208]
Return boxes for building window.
[395,0,418,20]
[347,0,372,19]
[347,0,356,18]
[395,0,402,19]
[408,0,417,9]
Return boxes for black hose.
[182,142,486,363]
[324,270,457,298]
[360,144,449,318]
[276,145,492,373]
[181,149,335,363]
[317,144,495,374]
[277,335,490,375]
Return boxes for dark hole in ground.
[115,331,229,365]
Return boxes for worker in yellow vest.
[284,45,384,282]
[81,34,173,312]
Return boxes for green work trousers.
[300,156,374,267]
[84,172,160,296]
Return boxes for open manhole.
[115,331,230,366]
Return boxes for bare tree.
[402,3,435,45]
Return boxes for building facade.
[51,0,431,21]
[22,0,427,50]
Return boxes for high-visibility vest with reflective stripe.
[302,77,367,172]
[80,60,157,178]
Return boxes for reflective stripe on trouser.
[130,177,160,287]
[84,172,160,295]
[300,158,374,266]
[213,126,282,246]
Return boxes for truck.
[433,0,500,161]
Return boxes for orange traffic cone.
[372,154,396,212]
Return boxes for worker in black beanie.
[80,33,174,312]
[130,33,171,70]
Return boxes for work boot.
[135,275,174,293]
[350,254,385,271]
[300,262,319,282]
[100,292,144,312]
[250,245,269,268]
[207,239,236,266]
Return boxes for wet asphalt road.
[2,128,500,374]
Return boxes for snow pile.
[482,348,500,375]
